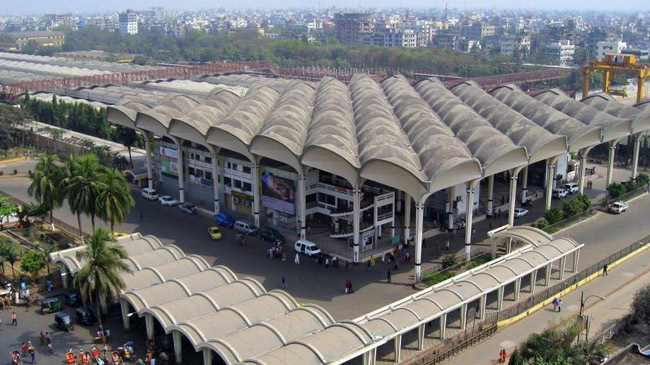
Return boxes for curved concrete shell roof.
[415,78,528,176]
[490,85,602,152]
[535,89,633,142]
[581,93,650,134]
[449,81,568,164]
[381,75,482,193]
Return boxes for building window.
[232,163,238,170]
[226,162,231,169]
[205,172,212,180]
[306,193,317,203]
[188,167,195,176]
[205,156,212,163]
[243,182,252,192]
[224,177,232,187]
[243,166,251,174]
[234,180,242,189]
[190,153,195,160]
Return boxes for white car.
[141,187,159,201]
[158,195,178,206]
[563,183,579,194]
[608,201,629,214]
[552,189,568,199]
[513,208,529,218]
[294,239,322,257]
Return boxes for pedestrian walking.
[445,240,450,250]
[325,258,329,268]
[294,253,299,265]
[387,269,392,283]
[500,349,507,363]
[332,255,338,268]
[345,260,349,271]
[558,299,562,312]
[0,317,3,331]
[603,264,608,276]
[11,311,17,326]
[30,348,36,364]
[281,276,286,289]
[366,261,372,271]
[39,332,45,346]
[552,297,559,311]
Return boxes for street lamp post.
[579,291,606,342]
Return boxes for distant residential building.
[596,41,627,61]
[119,9,138,35]
[334,13,373,45]
[622,48,649,61]
[500,35,531,58]
[264,33,280,39]
[171,21,185,38]
[0,31,65,51]
[462,23,495,40]
[366,28,417,48]
[544,40,575,66]
[434,32,464,51]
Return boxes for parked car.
[54,312,74,331]
[41,296,63,314]
[178,203,196,215]
[552,189,568,199]
[158,195,178,206]
[513,207,529,218]
[261,227,285,244]
[63,291,82,307]
[608,201,629,214]
[75,307,96,326]
[215,212,236,228]
[207,226,222,240]
[294,239,322,257]
[234,220,258,235]
[141,187,159,201]
[563,183,579,194]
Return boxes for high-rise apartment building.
[119,9,138,35]
[334,13,373,45]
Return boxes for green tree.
[20,251,46,277]
[0,195,17,223]
[607,183,627,199]
[115,126,139,168]
[3,245,19,277]
[97,168,135,231]
[28,154,64,231]
[40,245,57,276]
[64,154,104,230]
[631,284,650,323]
[73,228,133,342]
[545,207,564,224]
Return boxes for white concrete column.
[145,313,154,340]
[479,294,487,319]
[578,151,587,195]
[448,186,455,230]
[173,331,182,364]
[440,313,447,339]
[632,135,642,181]
[497,286,505,311]
[530,271,537,293]
[417,324,425,351]
[460,303,468,330]
[514,277,522,302]
[396,190,402,213]
[390,196,395,238]
[487,175,494,216]
[520,166,529,204]
[404,193,411,245]
[464,181,477,261]
[363,348,377,365]
[211,150,220,214]
[545,263,552,286]
[394,334,402,363]
[574,249,581,272]
[144,134,153,190]
[414,201,425,283]
[251,160,260,227]
[202,349,212,365]
[61,272,69,289]
[606,142,617,187]
[508,170,520,226]
[120,299,130,331]
[353,181,361,263]
[175,140,185,203]
[559,257,567,280]
[545,159,557,210]
[298,170,307,240]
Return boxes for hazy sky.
[0,0,647,15]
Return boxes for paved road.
[1,158,649,322]
[448,238,650,365]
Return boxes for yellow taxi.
[208,226,222,240]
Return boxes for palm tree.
[65,154,104,230]
[28,154,63,231]
[40,245,57,277]
[73,228,132,342]
[61,154,85,241]
[97,168,135,232]
[4,246,18,278]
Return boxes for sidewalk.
[447,240,650,365]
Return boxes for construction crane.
[582,53,650,103]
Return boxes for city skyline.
[0,0,648,15]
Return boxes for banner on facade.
[261,170,295,215]
[160,147,178,177]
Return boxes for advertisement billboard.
[261,170,295,215]
[160,147,179,177]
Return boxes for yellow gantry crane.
[583,53,650,103]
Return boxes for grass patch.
[422,270,457,286]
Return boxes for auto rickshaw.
[41,296,63,314]
[54,312,74,331]
[75,307,96,325]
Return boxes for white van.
[141,188,159,200]
[234,220,259,235]
[563,183,579,194]
[294,239,322,257]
